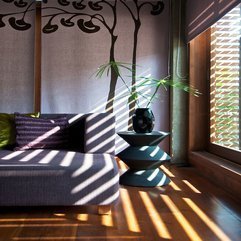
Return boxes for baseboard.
[189,151,241,202]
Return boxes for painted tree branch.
[119,0,164,129]
[42,0,118,112]
[0,0,165,120]
[0,0,35,30]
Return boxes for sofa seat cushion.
[0,150,119,206]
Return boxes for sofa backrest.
[40,113,116,154]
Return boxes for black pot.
[132,108,155,133]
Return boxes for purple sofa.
[0,113,119,213]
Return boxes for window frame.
[208,5,241,165]
[209,144,241,165]
[188,28,241,166]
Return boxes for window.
[210,4,241,151]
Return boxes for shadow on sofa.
[0,113,119,214]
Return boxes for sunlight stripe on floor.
[139,191,172,239]
[120,188,140,233]
[182,180,201,193]
[13,236,143,240]
[161,194,202,241]
[0,218,66,222]
[0,223,86,227]
[169,181,182,191]
[101,214,114,227]
[160,166,175,177]
[118,160,128,171]
[77,214,89,222]
[183,198,232,241]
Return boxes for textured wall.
[41,0,170,145]
[0,1,35,113]
[0,0,170,151]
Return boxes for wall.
[0,0,170,151]
[0,1,35,113]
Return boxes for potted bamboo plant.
[96,61,200,133]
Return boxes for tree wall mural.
[119,0,164,126]
[42,0,164,116]
[0,0,165,115]
[0,0,35,30]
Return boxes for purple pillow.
[14,114,69,150]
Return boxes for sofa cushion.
[0,113,39,149]
[84,113,115,154]
[0,149,119,206]
[15,115,69,150]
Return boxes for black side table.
[117,131,171,187]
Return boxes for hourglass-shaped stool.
[117,131,171,187]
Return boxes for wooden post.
[34,2,41,112]
[189,29,210,152]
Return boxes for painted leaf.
[77,19,100,33]
[60,18,75,27]
[88,1,103,11]
[57,0,70,6]
[0,14,6,28]
[14,0,28,8]
[72,1,86,10]
[42,21,58,33]
[151,1,164,15]
[8,17,31,30]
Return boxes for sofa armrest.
[83,113,116,154]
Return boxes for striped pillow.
[15,114,69,150]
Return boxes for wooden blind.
[210,4,241,150]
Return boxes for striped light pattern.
[14,115,69,150]
[210,4,241,150]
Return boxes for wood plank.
[0,165,240,241]
[189,29,210,151]
[189,151,241,202]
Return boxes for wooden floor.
[0,163,240,241]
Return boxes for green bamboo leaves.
[96,61,201,108]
